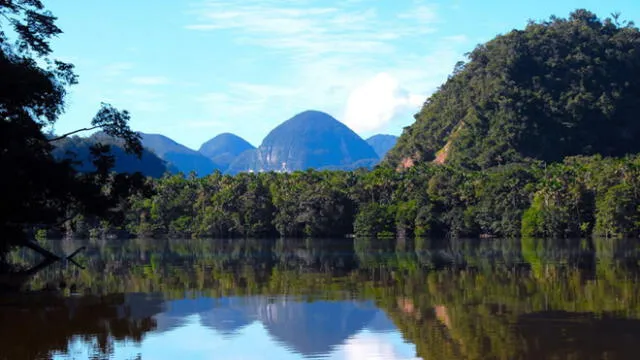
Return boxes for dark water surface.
[1,237,640,360]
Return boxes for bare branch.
[47,126,101,142]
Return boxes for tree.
[0,1,145,256]
[387,10,640,170]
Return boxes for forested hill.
[386,10,640,170]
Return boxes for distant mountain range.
[198,133,256,170]
[366,134,398,159]
[52,110,397,177]
[139,133,220,176]
[147,296,396,357]
[51,132,170,178]
[227,110,380,173]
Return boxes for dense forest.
[29,10,640,242]
[57,154,640,240]
[386,9,640,169]
[4,4,640,259]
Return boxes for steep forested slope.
[387,10,640,169]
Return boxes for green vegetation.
[53,155,637,240]
[386,10,640,169]
[0,0,150,255]
[4,7,640,255]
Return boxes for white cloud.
[398,5,438,24]
[343,72,423,133]
[130,76,170,86]
[335,332,421,360]
[443,34,469,44]
[185,0,466,136]
[185,0,437,62]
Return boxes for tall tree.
[0,1,145,256]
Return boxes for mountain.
[366,134,397,158]
[150,296,395,356]
[225,150,259,175]
[140,133,219,176]
[256,300,376,356]
[386,10,640,170]
[198,133,255,171]
[52,133,169,178]
[229,110,379,173]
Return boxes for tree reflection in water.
[1,237,639,360]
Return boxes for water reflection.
[0,293,160,360]
[1,237,639,359]
[150,296,406,359]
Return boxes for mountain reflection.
[1,237,640,359]
[153,296,393,357]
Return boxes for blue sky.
[56,316,419,360]
[45,0,640,149]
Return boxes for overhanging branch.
[47,126,101,142]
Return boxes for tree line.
[55,154,640,240]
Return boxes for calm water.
[1,237,640,360]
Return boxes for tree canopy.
[386,10,640,170]
[0,0,147,254]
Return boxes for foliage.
[0,0,149,252]
[386,10,640,170]
[67,154,640,240]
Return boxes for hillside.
[386,10,640,170]
[198,133,255,171]
[366,134,397,158]
[52,133,168,178]
[229,110,379,172]
[140,133,219,176]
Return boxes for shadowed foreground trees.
[0,0,151,256]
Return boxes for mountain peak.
[366,134,398,158]
[198,133,255,171]
[140,132,219,176]
[227,110,379,173]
